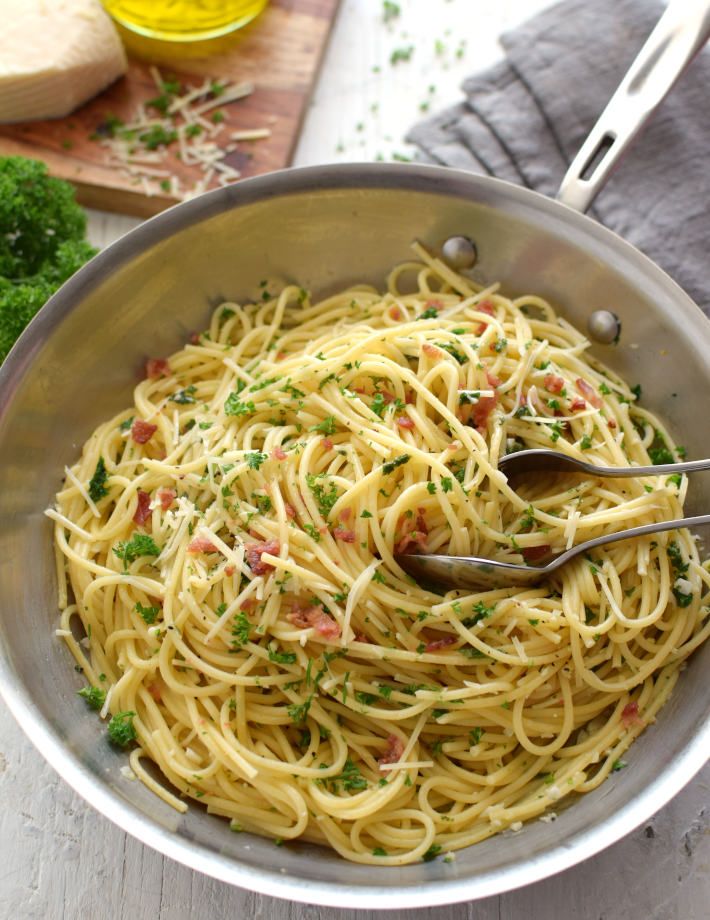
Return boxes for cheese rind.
[0,0,127,123]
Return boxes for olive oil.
[102,0,270,42]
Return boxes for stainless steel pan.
[0,1,709,909]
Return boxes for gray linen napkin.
[407,0,710,314]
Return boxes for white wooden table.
[1,1,708,916]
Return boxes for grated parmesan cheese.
[92,71,267,201]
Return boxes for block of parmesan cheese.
[0,0,127,124]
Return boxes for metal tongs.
[395,449,710,590]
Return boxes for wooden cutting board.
[0,0,340,217]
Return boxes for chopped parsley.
[139,125,177,150]
[382,454,410,474]
[436,342,466,365]
[311,416,337,436]
[383,1,400,22]
[288,695,313,724]
[422,844,442,862]
[648,430,675,465]
[667,541,693,607]
[303,523,321,542]
[371,392,387,418]
[113,534,160,569]
[282,382,305,399]
[580,434,593,450]
[107,710,137,747]
[390,45,414,64]
[88,457,109,503]
[246,451,267,470]
[135,602,160,624]
[253,494,272,515]
[548,421,564,443]
[268,645,297,665]
[224,392,256,416]
[417,306,439,319]
[461,601,495,628]
[331,758,368,792]
[77,685,106,710]
[231,611,251,647]
[169,385,197,404]
[306,473,339,519]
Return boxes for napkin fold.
[407,0,710,314]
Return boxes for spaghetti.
[49,243,710,865]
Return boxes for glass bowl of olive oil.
[102,0,270,42]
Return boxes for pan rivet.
[588,310,620,345]
[442,235,477,270]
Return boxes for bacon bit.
[570,397,586,412]
[576,378,602,409]
[396,415,415,429]
[425,299,443,310]
[284,502,296,519]
[389,305,403,321]
[240,597,257,613]
[145,357,170,379]
[425,635,457,652]
[133,490,152,526]
[395,509,429,554]
[131,418,157,444]
[621,701,643,727]
[275,350,287,361]
[475,300,496,334]
[472,393,498,431]
[486,369,502,389]
[271,446,287,461]
[353,633,371,643]
[544,374,565,394]
[521,545,551,562]
[147,683,162,702]
[157,487,176,511]
[189,331,201,345]
[379,734,405,765]
[405,390,415,405]
[187,535,217,554]
[224,565,236,577]
[287,604,341,639]
[381,390,395,404]
[608,418,617,429]
[321,437,333,450]
[245,538,280,575]
[353,386,367,394]
[332,527,356,543]
[462,370,500,430]
[423,343,440,358]
[339,508,352,522]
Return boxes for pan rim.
[0,161,708,908]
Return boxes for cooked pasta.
[49,242,710,865]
